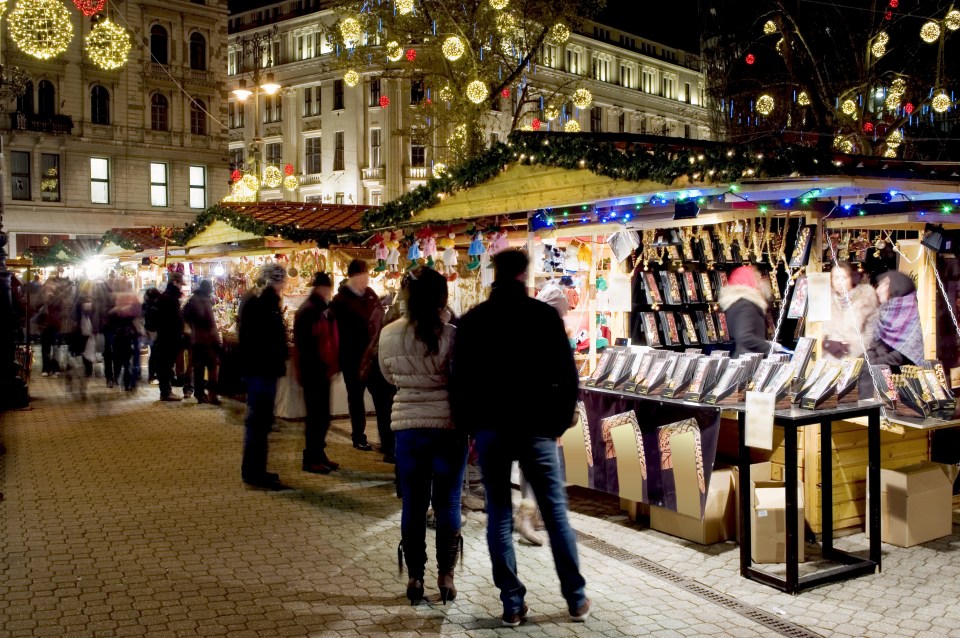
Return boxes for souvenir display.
[789,225,815,267]
[586,348,618,386]
[750,360,781,392]
[680,313,700,346]
[682,271,700,304]
[699,272,715,302]
[787,276,808,319]
[643,272,663,305]
[686,357,721,403]
[836,358,864,401]
[763,362,799,403]
[793,359,826,404]
[641,312,663,347]
[637,359,670,395]
[662,355,698,399]
[791,337,816,382]
[625,351,658,392]
[604,351,637,390]
[799,363,843,409]
[704,361,744,404]
[870,364,897,408]
[697,227,716,263]
[660,311,681,346]
[660,271,683,305]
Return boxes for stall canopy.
[100,227,182,259]
[23,239,101,267]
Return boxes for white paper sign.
[745,390,775,450]
[806,272,832,322]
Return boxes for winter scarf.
[876,291,924,367]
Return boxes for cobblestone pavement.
[1,378,958,638]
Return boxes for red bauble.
[904,102,915,115]
[73,0,105,16]
[864,122,874,133]
[283,163,295,176]
[885,10,893,19]
[379,95,391,108]
[501,88,511,98]
[532,118,541,130]
[406,48,417,61]
[889,0,898,7]
[231,170,242,183]
[745,53,756,65]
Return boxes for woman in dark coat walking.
[718,265,773,357]
[867,271,924,370]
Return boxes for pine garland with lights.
[99,230,144,253]
[174,205,367,249]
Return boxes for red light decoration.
[231,170,242,183]
[904,102,914,115]
[889,0,898,7]
[406,48,417,61]
[864,122,874,133]
[501,87,511,98]
[284,163,294,176]
[73,0,106,16]
[745,53,756,65]
[532,118,541,130]
[379,95,391,108]
[885,10,893,19]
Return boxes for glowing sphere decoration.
[406,48,417,61]
[489,0,508,9]
[395,0,414,15]
[544,106,560,121]
[501,87,510,98]
[264,166,283,188]
[863,122,874,133]
[572,88,593,109]
[344,69,360,87]
[883,147,897,158]
[283,175,299,191]
[763,20,777,35]
[885,10,892,20]
[834,136,854,153]
[386,41,404,61]
[231,169,242,183]
[466,80,487,104]
[904,102,915,115]
[797,91,811,106]
[889,0,899,7]
[339,17,363,47]
[531,118,541,130]
[841,99,857,115]
[520,124,533,131]
[888,129,903,145]
[546,23,570,45]
[745,53,755,65]
[871,41,886,58]
[284,164,295,176]
[442,35,465,61]
[876,31,890,45]
[946,10,960,31]
[438,85,454,102]
[496,12,517,34]
[85,18,131,70]
[756,94,774,115]
[920,21,941,43]
[379,95,390,108]
[891,78,907,94]
[72,0,105,17]
[885,94,900,110]
[241,174,260,192]
[932,91,952,113]
[563,120,580,133]
[432,162,448,178]
[9,0,74,61]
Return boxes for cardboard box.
[734,463,804,563]
[872,462,955,548]
[650,468,736,545]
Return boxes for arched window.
[190,99,207,135]
[189,33,206,71]
[150,25,169,64]
[16,81,34,115]
[91,85,110,125]
[151,93,169,131]
[38,80,55,117]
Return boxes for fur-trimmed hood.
[718,284,769,313]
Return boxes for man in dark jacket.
[450,250,590,627]
[155,273,186,401]
[294,272,339,474]
[239,264,289,489]
[183,279,221,404]
[330,259,382,451]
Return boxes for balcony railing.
[299,173,323,186]
[362,167,384,180]
[9,112,74,134]
[187,69,209,82]
[405,166,429,179]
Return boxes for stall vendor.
[867,271,924,369]
[822,261,879,361]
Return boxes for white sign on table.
[745,390,775,450]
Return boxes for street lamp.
[231,27,282,202]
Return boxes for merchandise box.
[650,468,736,545]
[869,462,957,548]
[735,463,805,564]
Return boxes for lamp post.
[231,27,281,202]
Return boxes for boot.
[515,499,545,546]
[398,539,426,605]
[436,529,463,604]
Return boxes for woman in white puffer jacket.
[379,267,467,606]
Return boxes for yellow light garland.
[546,23,570,45]
[264,166,282,188]
[797,91,811,106]
[756,94,774,115]
[887,129,903,146]
[386,41,404,61]
[883,147,897,158]
[564,120,580,133]
[885,93,900,110]
[432,162,447,178]
[920,21,940,43]
[9,0,73,61]
[833,136,853,153]
[932,91,952,113]
[283,175,299,190]
[395,0,414,15]
[85,18,131,71]
[871,41,886,58]
[340,17,363,47]
[344,69,360,87]
[442,35,464,61]
[466,80,487,104]
[572,87,592,109]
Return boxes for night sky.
[596,0,702,52]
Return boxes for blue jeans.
[242,376,278,481]
[475,431,587,615]
[395,429,468,576]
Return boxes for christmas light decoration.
[520,124,533,131]
[920,21,940,43]
[833,136,854,153]
[797,91,811,106]
[395,0,414,15]
[85,18,131,71]
[466,80,487,104]
[442,35,464,60]
[406,48,417,61]
[501,87,510,98]
[546,23,570,45]
[885,93,900,110]
[841,99,857,115]
[9,0,74,61]
[283,175,299,190]
[763,20,777,35]
[947,10,960,31]
[876,31,890,45]
[883,147,897,158]
[776,37,785,54]
[544,106,560,121]
[904,102,915,115]
[340,18,363,47]
[932,91,952,113]
[72,0,105,17]
[885,10,892,20]
[386,40,404,61]
[564,120,580,132]
[438,85,454,101]
[745,53,755,65]
[572,88,593,109]
[432,162,448,178]
[888,129,903,146]
[231,169,242,182]
[379,95,390,107]
[489,0,508,9]
[863,122,874,133]
[889,0,898,8]
[496,12,517,34]
[264,166,282,188]
[871,41,886,58]
[344,69,360,87]
[891,78,907,94]
[756,94,774,115]
[242,174,260,191]
[531,118,541,130]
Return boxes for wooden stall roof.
[220,202,365,232]
[101,227,182,255]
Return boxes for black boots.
[398,539,426,604]
[436,530,463,604]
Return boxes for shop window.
[41,154,60,202]
[189,166,206,209]
[12,151,31,200]
[150,162,168,207]
[90,157,110,204]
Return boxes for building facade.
[227,2,711,207]
[1,0,230,258]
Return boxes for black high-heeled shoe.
[407,578,425,604]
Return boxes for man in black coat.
[239,264,289,489]
[450,250,590,627]
[155,273,185,401]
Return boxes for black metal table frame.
[737,404,883,594]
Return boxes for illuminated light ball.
[932,91,952,113]
[72,0,105,17]
[386,40,404,61]
[406,48,417,61]
[763,20,777,35]
[9,0,74,61]
[379,95,390,107]
[876,31,890,45]
[489,0,509,10]
[242,174,259,191]
[885,93,900,110]
[438,85,454,101]
[885,10,892,20]
[888,129,903,145]
[432,162,448,178]
[572,87,593,109]
[466,80,488,104]
[904,102,915,115]
[544,106,560,121]
[745,53,755,65]
[520,124,533,131]
[501,87,510,98]
[883,147,897,158]
[838,138,854,154]
[889,0,898,7]
[546,23,570,45]
[339,17,363,47]
[797,91,811,106]
[344,69,360,87]
[495,12,517,34]
[564,120,580,133]
[284,163,295,176]
[920,21,941,43]
[283,175,299,191]
[891,78,907,94]
[263,166,283,188]
[395,0,414,15]
[442,35,465,61]
[841,99,857,116]
[871,41,886,58]
[874,87,885,99]
[946,10,960,31]
[755,94,775,116]
[531,118,541,130]
[231,169,242,183]
[863,122,874,133]
[85,18,131,71]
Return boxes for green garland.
[360,132,844,230]
[23,240,85,267]
[174,204,367,248]
[99,229,144,253]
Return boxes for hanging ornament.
[776,37,785,55]
[756,94,775,115]
[920,21,941,43]
[932,91,952,113]
[885,93,901,110]
[72,0,105,17]
[386,40,404,61]
[876,31,890,46]
[531,118,541,130]
[501,87,510,98]
[231,169,242,182]
[283,175,299,191]
[489,0,509,9]
[797,91,811,106]
[833,136,854,153]
[544,106,560,121]
[572,87,593,109]
[545,23,570,45]
[863,122,874,133]
[395,0,414,15]
[495,12,518,34]
[379,95,391,108]
[344,69,360,87]
[406,48,417,61]
[871,40,886,58]
[85,18,131,70]
[841,99,857,116]
[9,0,74,61]
[889,0,899,7]
[564,120,580,132]
[904,102,915,115]
[432,162,448,178]
[883,147,897,158]
[885,10,893,20]
[340,17,363,47]
[466,80,487,104]
[241,174,260,192]
[745,53,755,65]
[284,163,295,176]
[891,78,907,94]
[946,10,960,31]
[438,85,454,101]
[442,35,464,61]
[763,20,777,35]
[887,129,903,146]
[263,166,283,188]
